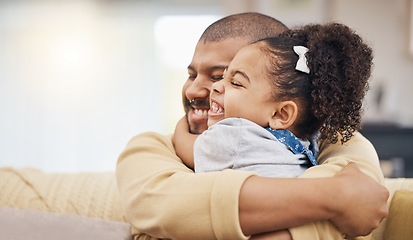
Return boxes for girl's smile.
[208,99,225,127]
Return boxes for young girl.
[173,22,372,178]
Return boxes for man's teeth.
[194,109,208,116]
[211,102,224,113]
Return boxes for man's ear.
[269,101,298,130]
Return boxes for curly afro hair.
[256,23,372,144]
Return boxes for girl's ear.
[269,101,298,130]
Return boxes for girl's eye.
[211,75,224,82]
[231,81,243,87]
[188,74,196,80]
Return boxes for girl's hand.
[172,116,198,169]
[172,116,190,148]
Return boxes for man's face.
[183,38,250,134]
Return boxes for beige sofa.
[0,167,412,240]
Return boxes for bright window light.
[154,15,221,69]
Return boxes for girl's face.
[208,44,278,127]
[183,38,250,134]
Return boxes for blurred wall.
[228,0,413,126]
[330,0,413,126]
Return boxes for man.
[116,12,388,240]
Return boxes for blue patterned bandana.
[265,128,318,166]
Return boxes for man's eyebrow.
[210,66,227,71]
[187,65,227,71]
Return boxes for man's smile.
[193,108,208,117]
[186,98,210,122]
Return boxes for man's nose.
[186,75,211,100]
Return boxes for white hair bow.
[293,46,310,74]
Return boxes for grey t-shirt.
[194,118,316,178]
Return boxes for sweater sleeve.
[289,132,383,240]
[116,132,255,240]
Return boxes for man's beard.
[185,98,210,109]
[185,98,210,134]
[188,121,202,134]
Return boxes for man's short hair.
[200,12,288,43]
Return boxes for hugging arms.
[116,12,389,240]
[117,130,387,239]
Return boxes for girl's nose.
[212,80,224,94]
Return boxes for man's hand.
[330,162,389,237]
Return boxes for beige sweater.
[116,131,384,240]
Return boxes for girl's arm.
[172,116,198,169]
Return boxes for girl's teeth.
[211,102,223,113]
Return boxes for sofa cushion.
[384,190,413,240]
[0,167,126,222]
[0,207,131,240]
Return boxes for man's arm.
[116,132,388,240]
[288,132,389,239]
[116,131,254,240]
[240,162,388,237]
